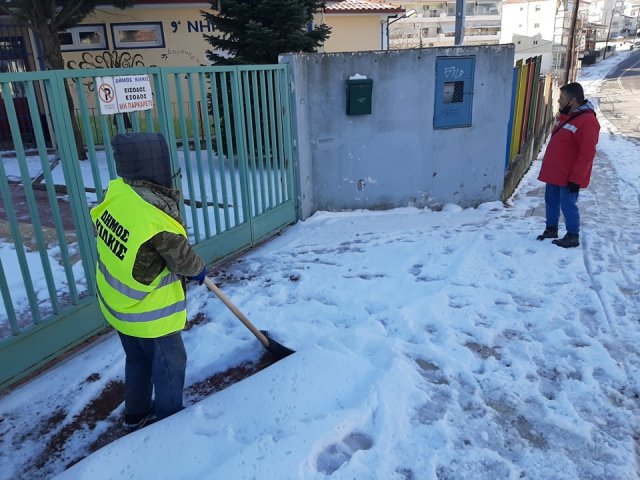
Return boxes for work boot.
[123,408,155,431]
[552,233,580,248]
[536,225,558,240]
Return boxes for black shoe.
[552,233,580,248]
[536,226,559,240]
[124,409,155,431]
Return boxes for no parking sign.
[96,75,154,115]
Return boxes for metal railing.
[0,64,297,389]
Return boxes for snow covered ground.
[1,49,639,480]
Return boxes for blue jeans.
[544,183,580,235]
[118,331,187,420]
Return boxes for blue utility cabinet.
[434,56,475,129]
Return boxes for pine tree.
[202,0,331,65]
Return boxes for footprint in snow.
[315,432,374,475]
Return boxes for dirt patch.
[22,353,277,478]
[186,352,275,403]
[185,312,207,331]
[31,380,124,472]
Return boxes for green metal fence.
[0,64,297,389]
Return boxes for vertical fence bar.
[198,71,222,235]
[510,61,525,159]
[260,71,272,211]
[115,113,126,133]
[520,59,533,146]
[92,79,117,180]
[187,71,211,239]
[0,256,18,335]
[0,130,39,325]
[51,73,97,296]
[174,72,201,241]
[154,70,189,228]
[251,70,265,215]
[25,80,78,303]
[75,78,104,202]
[274,69,286,204]
[255,70,269,212]
[263,70,277,208]
[526,56,541,141]
[267,70,280,207]
[505,66,518,169]
[533,78,544,136]
[230,68,251,225]
[144,109,154,133]
[2,80,57,320]
[210,72,231,230]
[130,111,141,132]
[242,71,259,216]
[221,72,241,226]
[275,68,289,202]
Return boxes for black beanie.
[111,132,173,189]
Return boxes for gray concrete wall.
[281,45,515,219]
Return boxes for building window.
[476,3,499,15]
[59,24,107,51]
[430,9,439,17]
[535,5,541,11]
[534,22,540,28]
[111,22,165,49]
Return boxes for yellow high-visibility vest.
[90,178,187,338]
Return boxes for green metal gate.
[0,65,297,389]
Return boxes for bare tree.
[0,1,133,159]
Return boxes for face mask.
[559,97,574,115]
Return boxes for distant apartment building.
[631,1,640,36]
[387,0,501,48]
[500,0,587,75]
[588,0,631,38]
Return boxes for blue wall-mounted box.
[434,56,475,129]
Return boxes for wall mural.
[66,50,146,70]
[66,50,147,95]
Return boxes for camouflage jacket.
[123,179,205,286]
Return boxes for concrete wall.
[281,45,515,219]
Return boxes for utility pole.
[454,0,466,45]
[564,0,580,84]
[603,5,616,59]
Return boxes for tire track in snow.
[579,137,640,397]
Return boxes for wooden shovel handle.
[203,277,270,348]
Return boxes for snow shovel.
[203,277,294,360]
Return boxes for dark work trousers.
[117,330,187,420]
[545,183,580,234]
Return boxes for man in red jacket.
[537,82,600,248]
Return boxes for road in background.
[597,48,640,141]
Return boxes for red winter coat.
[538,102,600,188]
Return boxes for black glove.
[188,268,206,285]
[567,182,580,193]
